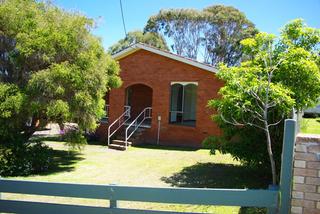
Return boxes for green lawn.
[301,118,320,134]
[4,140,269,213]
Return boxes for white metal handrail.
[125,107,152,148]
[107,105,131,145]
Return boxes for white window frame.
[169,82,198,127]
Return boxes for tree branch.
[220,114,266,131]
[267,114,285,127]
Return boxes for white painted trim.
[112,45,138,60]
[171,82,198,86]
[112,43,218,73]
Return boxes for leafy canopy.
[0,0,121,144]
[108,30,168,55]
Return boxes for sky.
[54,0,320,50]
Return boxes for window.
[100,104,109,123]
[169,82,197,127]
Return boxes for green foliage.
[0,83,26,143]
[280,19,320,51]
[0,142,53,176]
[203,5,258,66]
[275,19,320,110]
[144,5,257,66]
[210,63,295,124]
[203,118,283,169]
[0,84,24,118]
[46,100,70,123]
[0,0,121,146]
[206,19,320,169]
[109,30,169,55]
[63,130,87,150]
[145,9,205,59]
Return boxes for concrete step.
[124,122,151,129]
[112,139,132,146]
[116,135,141,141]
[115,131,144,143]
[118,129,145,136]
[112,126,148,146]
[108,143,126,151]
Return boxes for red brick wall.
[96,49,223,147]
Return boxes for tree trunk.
[22,125,37,143]
[264,69,277,185]
[22,117,42,143]
[264,124,277,185]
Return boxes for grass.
[3,140,270,213]
[300,118,320,134]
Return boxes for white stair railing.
[125,107,152,149]
[107,105,131,146]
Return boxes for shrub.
[0,142,53,176]
[203,117,283,173]
[62,129,87,150]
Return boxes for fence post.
[266,185,279,214]
[279,119,296,214]
[109,184,117,209]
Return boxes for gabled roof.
[112,43,218,73]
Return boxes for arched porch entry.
[125,83,153,124]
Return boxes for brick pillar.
[109,87,126,122]
[291,134,320,214]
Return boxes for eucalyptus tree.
[144,9,204,59]
[144,5,257,66]
[0,0,121,145]
[202,5,258,66]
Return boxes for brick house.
[95,43,223,149]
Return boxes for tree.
[275,19,320,110]
[144,5,257,66]
[108,30,168,55]
[0,0,121,145]
[145,9,204,59]
[202,5,258,66]
[206,20,320,185]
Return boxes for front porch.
[100,83,154,150]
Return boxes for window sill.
[168,123,197,128]
[100,118,109,124]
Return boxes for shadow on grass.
[161,163,270,214]
[162,162,270,189]
[87,140,106,146]
[238,207,266,214]
[36,149,84,176]
[30,135,62,142]
[133,144,200,152]
[162,163,270,214]
[31,135,107,147]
